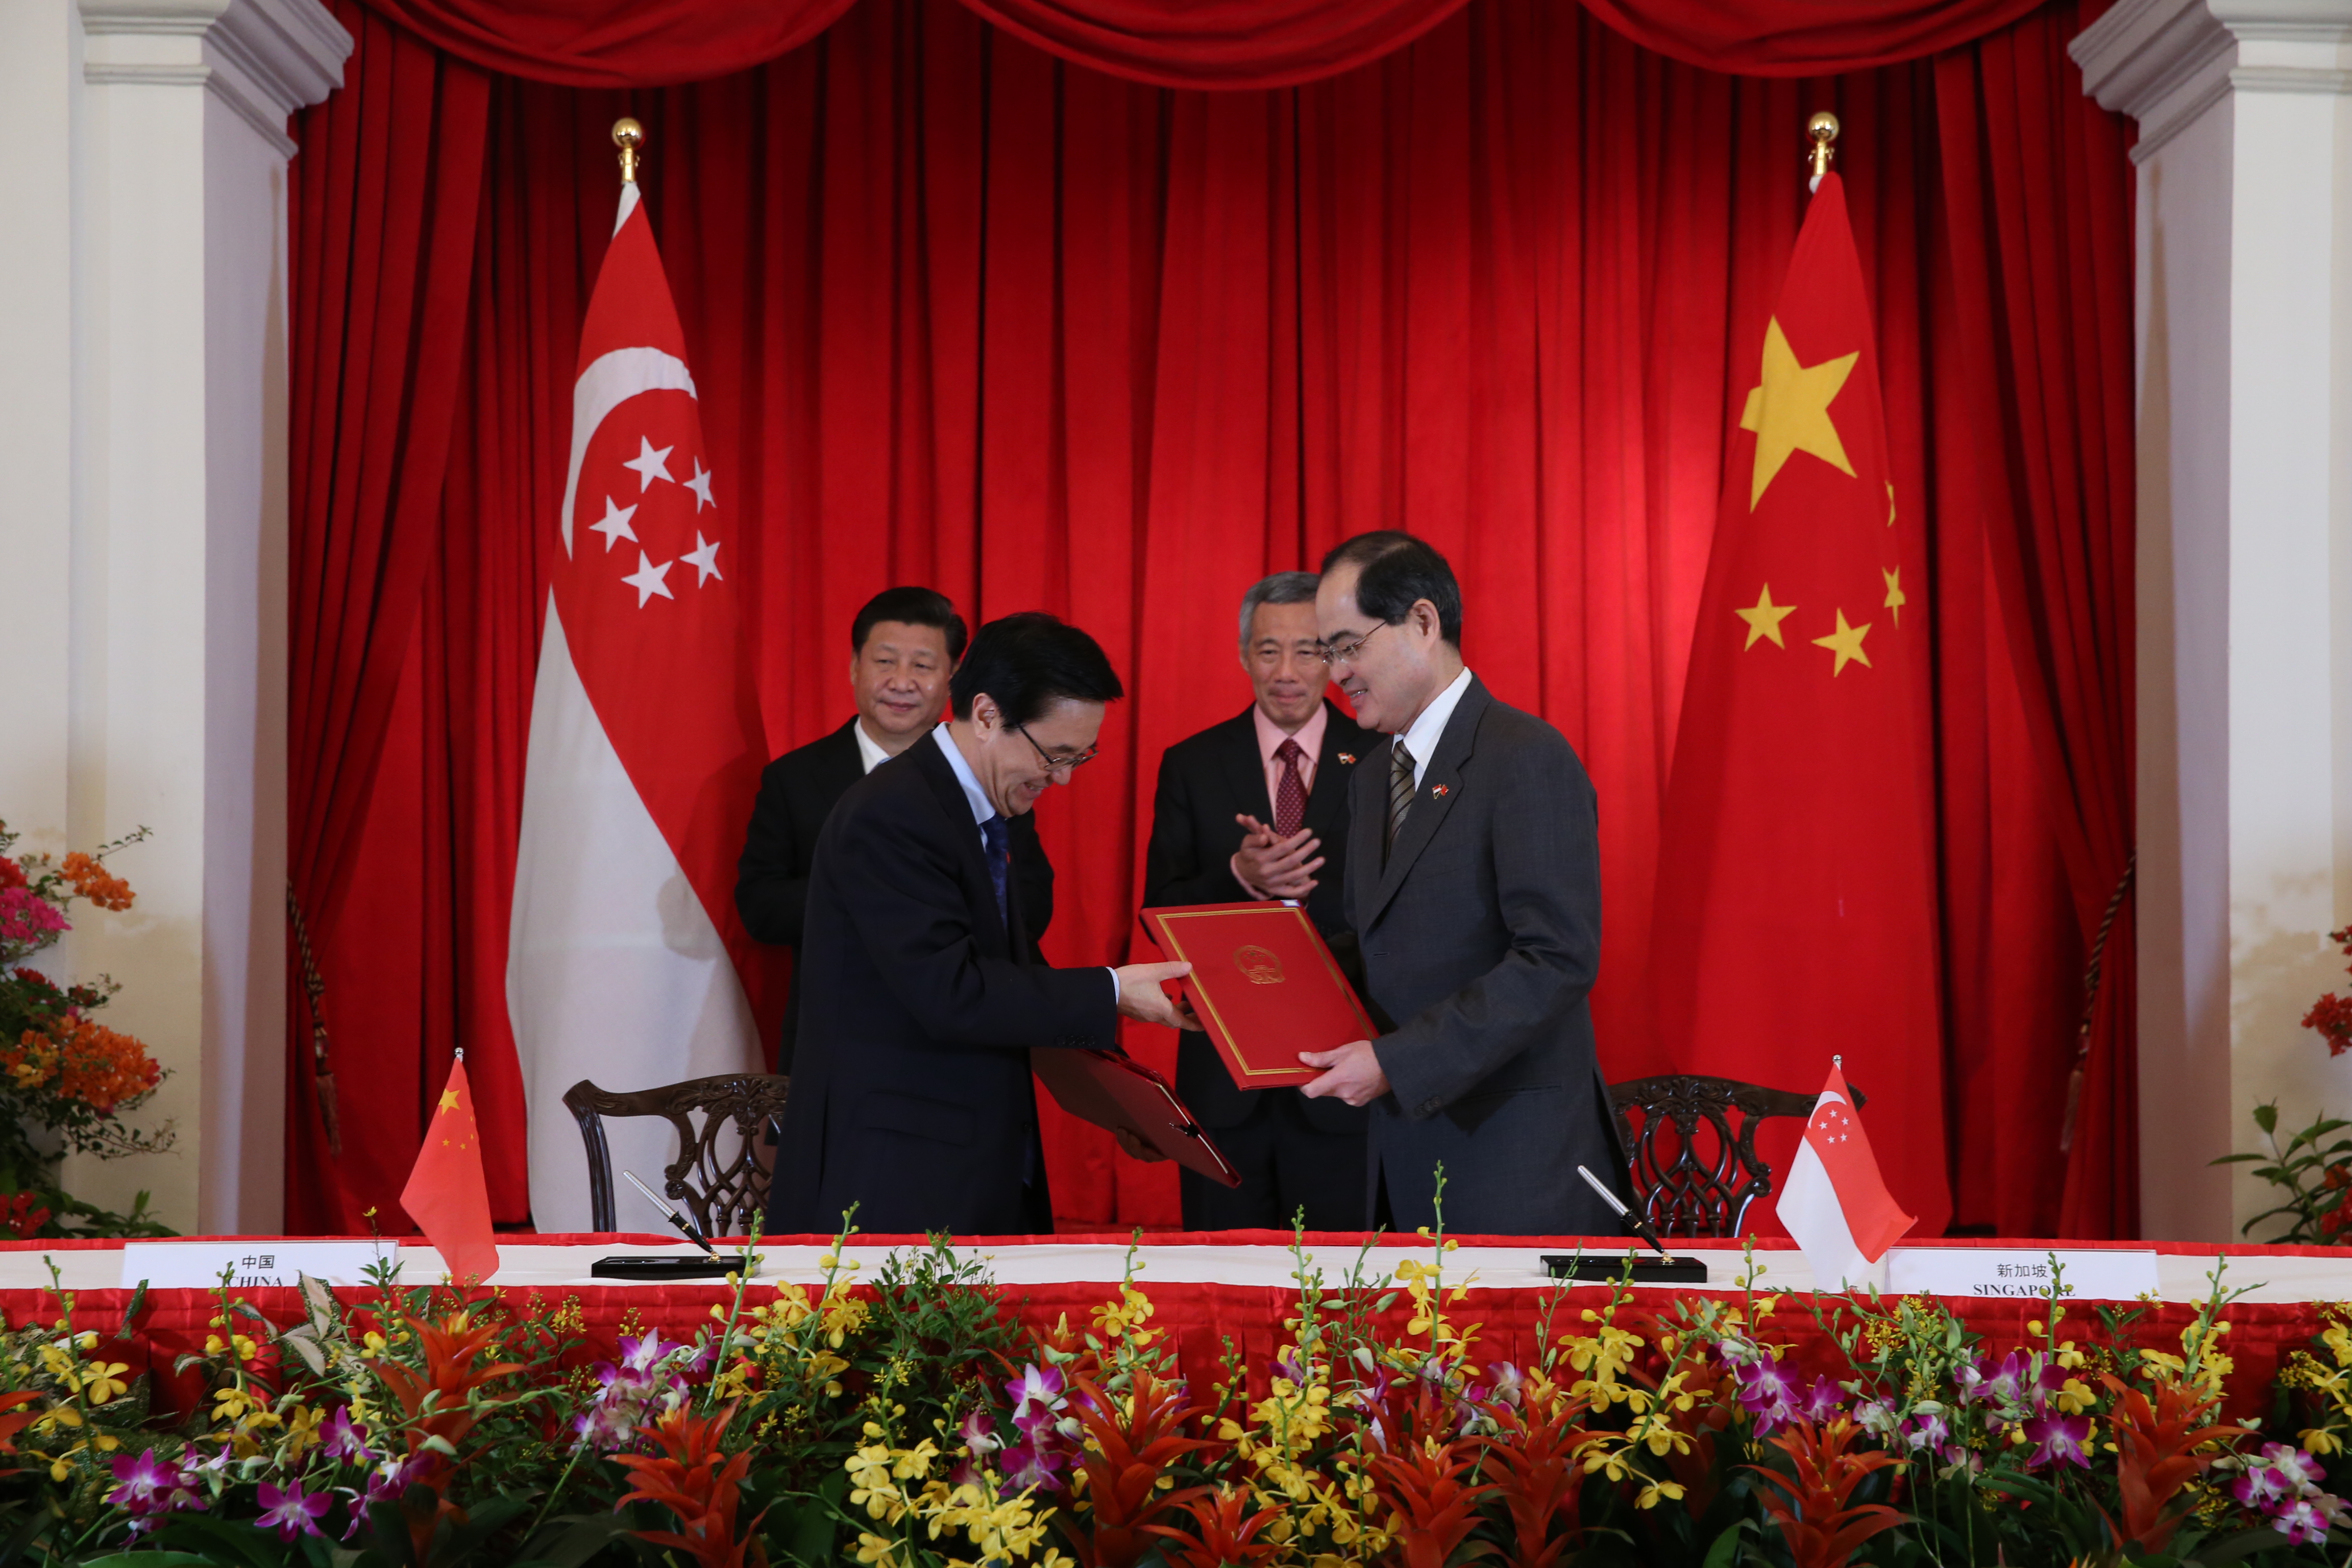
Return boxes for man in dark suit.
[1143,571,1377,1231]
[736,587,1051,1069]
[1299,532,1631,1237]
[770,612,1197,1238]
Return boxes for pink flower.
[2021,1409,2091,1469]
[0,888,67,950]
[256,1480,329,1540]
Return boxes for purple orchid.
[2237,1464,2292,1510]
[2021,1409,2091,1469]
[318,1407,373,1465]
[362,1453,425,1503]
[1900,1409,1951,1454]
[2273,1497,2339,1546]
[1797,1376,1845,1423]
[998,1437,1071,1494]
[1733,1357,1803,1435]
[105,1450,206,1535]
[958,1406,1001,1458]
[1486,1363,1525,1408]
[256,1481,331,1542]
[1006,1363,1066,1420]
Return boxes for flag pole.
[1807,111,1840,193]
[612,116,644,185]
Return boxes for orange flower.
[47,1020,159,1113]
[60,853,133,912]
[4,1033,58,1092]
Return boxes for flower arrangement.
[0,821,174,1239]
[0,1188,2337,1565]
[2222,925,2352,1243]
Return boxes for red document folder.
[1140,902,1378,1091]
[1030,1048,1241,1188]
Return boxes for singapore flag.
[507,181,767,1233]
[1773,1062,1916,1290]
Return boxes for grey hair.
[1237,571,1321,649]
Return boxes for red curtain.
[283,2,489,1233]
[290,0,2137,1238]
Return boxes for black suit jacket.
[1142,699,1374,1133]
[769,733,1116,1237]
[736,719,1052,1067]
[1346,675,1630,1236]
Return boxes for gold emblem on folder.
[1234,945,1285,986]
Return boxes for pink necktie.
[1273,739,1308,840]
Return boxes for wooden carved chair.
[563,1073,792,1235]
[1607,1073,1867,1239]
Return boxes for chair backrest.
[562,1073,792,1235]
[1607,1073,1864,1238]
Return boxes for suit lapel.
[1304,700,1361,838]
[1218,707,1274,823]
[912,733,1011,955]
[821,719,866,797]
[1360,679,1490,929]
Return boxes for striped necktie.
[1386,740,1415,860]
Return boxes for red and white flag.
[1774,1062,1915,1288]
[506,181,767,1232]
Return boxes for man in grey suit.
[1298,531,1631,1236]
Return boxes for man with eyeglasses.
[736,587,1054,1070]
[1297,531,1632,1237]
[769,611,1200,1238]
[1142,571,1377,1232]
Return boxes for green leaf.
[2209,1153,2265,1165]
[74,1557,222,1568]
[510,1512,641,1568]
[2255,1101,2280,1133]
[1700,1520,1749,1568]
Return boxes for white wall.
[2077,0,2352,1241]
[0,0,345,1234]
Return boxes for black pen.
[1577,1164,1671,1259]
[621,1169,718,1257]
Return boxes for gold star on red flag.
[1812,609,1872,675]
[1739,318,1859,509]
[1736,584,1797,650]
[1881,568,1906,627]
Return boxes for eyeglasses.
[1014,724,1099,773]
[1317,622,1389,668]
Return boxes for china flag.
[506,178,767,1231]
[1649,172,1949,1236]
[400,1056,499,1285]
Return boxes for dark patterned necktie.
[1386,740,1415,859]
[1273,738,1308,840]
[981,814,1011,927]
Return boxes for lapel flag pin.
[1337,752,1357,765]
[1432,785,1451,798]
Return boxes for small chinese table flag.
[400,1054,500,1285]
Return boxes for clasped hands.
[1233,813,1324,900]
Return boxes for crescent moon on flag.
[559,346,699,558]
[1814,1090,1848,1111]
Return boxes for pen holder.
[1542,1253,1709,1285]
[591,1254,756,1282]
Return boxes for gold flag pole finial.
[612,117,645,185]
[1806,111,1841,183]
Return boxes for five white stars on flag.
[599,431,720,607]
[1814,1105,1854,1145]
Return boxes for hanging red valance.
[356,0,2066,87]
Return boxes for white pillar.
[2075,0,2352,1242]
[0,0,348,1234]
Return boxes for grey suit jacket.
[1348,674,1630,1236]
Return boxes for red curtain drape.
[283,1,490,1233]
[289,0,2137,1238]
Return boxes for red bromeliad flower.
[1476,1386,1598,1567]
[1747,1418,1905,1568]
[1140,1486,1288,1567]
[2100,1373,2248,1553]
[1055,1369,1215,1568]
[1365,1431,1501,1568]
[611,1401,768,1568]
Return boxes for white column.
[2075,0,2352,1241]
[0,0,348,1234]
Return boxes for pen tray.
[590,1254,754,1281]
[1542,1254,1709,1285]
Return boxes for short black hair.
[851,586,968,662]
[949,611,1124,727]
[1319,530,1462,646]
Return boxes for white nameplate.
[1885,1247,2159,1302]
[120,1241,393,1290]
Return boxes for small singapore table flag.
[1774,1058,1914,1290]
[400,1052,500,1286]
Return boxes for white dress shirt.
[1394,666,1475,787]
[853,718,894,774]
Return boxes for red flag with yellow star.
[400,1056,500,1284]
[1649,172,1948,1235]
